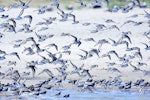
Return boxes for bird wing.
[70,61,78,69]
[70,35,77,41]
[109,38,116,44]
[124,35,132,44]
[80,49,88,56]
[18,7,24,17]
[141,42,148,48]
[24,15,32,24]
[25,0,31,5]
[16,53,21,60]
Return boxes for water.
[33,90,150,100]
[1,89,150,100]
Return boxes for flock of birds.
[0,0,150,99]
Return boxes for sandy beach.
[0,2,150,99]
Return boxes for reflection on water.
[1,89,150,100]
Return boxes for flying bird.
[24,15,33,24]
[9,52,21,60]
[26,65,36,77]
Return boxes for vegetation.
[0,0,149,8]
[109,0,127,8]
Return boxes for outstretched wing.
[18,7,24,17]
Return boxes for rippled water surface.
[1,89,150,100]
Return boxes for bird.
[81,69,92,78]
[69,13,79,24]
[119,40,129,49]
[77,54,88,60]
[38,54,51,65]
[43,17,56,23]
[11,70,21,82]
[70,35,81,46]
[39,90,47,95]
[21,71,30,77]
[34,32,48,42]
[33,44,45,53]
[9,52,21,60]
[142,70,150,76]
[134,0,142,7]
[90,29,99,33]
[38,69,54,78]
[80,49,88,57]
[108,50,120,59]
[133,79,145,86]
[63,94,70,98]
[60,50,71,55]
[101,53,111,60]
[95,23,106,30]
[38,27,49,32]
[133,51,143,59]
[144,10,150,19]
[129,62,142,72]
[126,46,140,52]
[124,81,132,89]
[89,65,98,70]
[61,32,71,36]
[16,7,24,20]
[105,62,116,67]
[36,6,47,14]
[55,91,61,96]
[104,19,115,23]
[56,4,69,21]
[141,42,150,50]
[134,21,144,26]
[109,38,120,46]
[83,38,96,42]
[0,49,7,55]
[70,60,83,75]
[103,67,121,73]
[56,65,67,75]
[127,14,139,18]
[91,0,102,8]
[121,20,136,27]
[0,7,5,12]
[61,44,72,51]
[82,22,91,26]
[44,43,58,51]
[4,24,16,33]
[22,47,35,55]
[26,65,36,77]
[7,18,16,27]
[137,62,147,67]
[76,0,87,8]
[77,49,89,60]
[0,33,4,39]
[25,37,36,44]
[18,0,31,9]
[23,15,33,24]
[108,25,120,31]
[95,39,109,49]
[7,61,16,66]
[89,48,100,58]
[120,34,132,44]
[56,3,78,23]
[46,51,59,62]
[26,60,38,66]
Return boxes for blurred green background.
[0,0,149,8]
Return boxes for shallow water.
[1,89,150,100]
